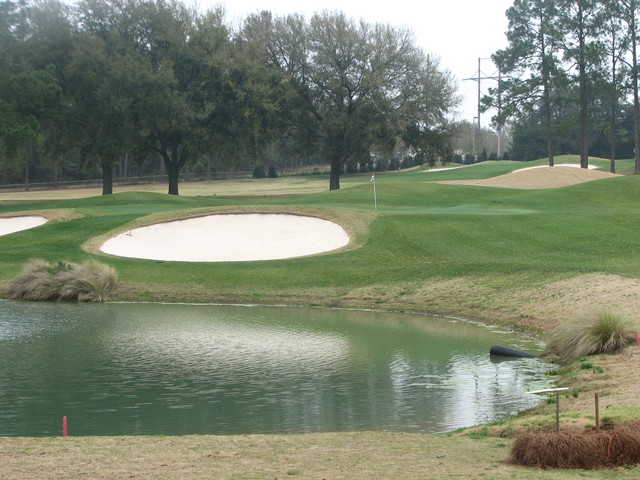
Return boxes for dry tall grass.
[510,422,640,469]
[7,259,118,302]
[544,309,636,363]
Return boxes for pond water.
[0,300,553,437]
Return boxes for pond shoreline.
[108,269,640,337]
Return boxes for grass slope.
[2,159,640,478]
[1,161,639,332]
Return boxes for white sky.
[192,0,514,127]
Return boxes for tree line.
[486,0,640,173]
[0,0,459,194]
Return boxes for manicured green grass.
[3,160,640,479]
[1,159,639,308]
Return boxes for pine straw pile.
[510,422,640,469]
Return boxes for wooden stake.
[555,391,560,433]
[595,393,600,432]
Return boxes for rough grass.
[545,309,636,363]
[2,432,640,480]
[7,259,118,302]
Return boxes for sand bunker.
[100,214,350,262]
[423,166,467,173]
[513,163,598,173]
[0,216,48,237]
[435,165,618,189]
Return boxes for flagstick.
[371,174,377,210]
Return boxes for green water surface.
[0,300,552,436]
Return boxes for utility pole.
[463,57,502,158]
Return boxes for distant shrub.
[544,309,636,363]
[252,165,266,178]
[7,259,118,303]
[267,165,278,178]
[401,157,415,169]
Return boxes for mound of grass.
[7,259,118,302]
[544,309,636,363]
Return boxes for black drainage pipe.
[490,344,537,358]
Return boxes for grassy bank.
[2,157,639,334]
[2,157,640,478]
[3,429,640,480]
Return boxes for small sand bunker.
[435,165,618,189]
[423,166,467,173]
[100,214,350,262]
[512,163,598,173]
[0,216,48,237]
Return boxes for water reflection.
[0,301,552,436]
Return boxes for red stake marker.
[62,416,68,437]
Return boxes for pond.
[0,300,553,436]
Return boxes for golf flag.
[370,174,377,210]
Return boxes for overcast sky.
[191,0,514,127]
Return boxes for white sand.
[0,216,48,237]
[100,214,350,262]
[513,163,598,172]
[423,166,467,173]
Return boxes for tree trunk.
[610,108,617,174]
[167,164,180,195]
[329,156,341,190]
[207,152,213,181]
[543,87,554,167]
[579,70,589,169]
[541,63,553,166]
[539,9,554,168]
[25,146,33,191]
[51,155,59,188]
[633,27,640,174]
[162,148,181,196]
[578,4,589,170]
[102,160,113,195]
[610,71,617,174]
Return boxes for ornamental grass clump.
[544,308,636,364]
[7,259,118,302]
[6,259,59,301]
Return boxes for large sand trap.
[100,214,350,262]
[0,216,48,237]
[435,165,618,189]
